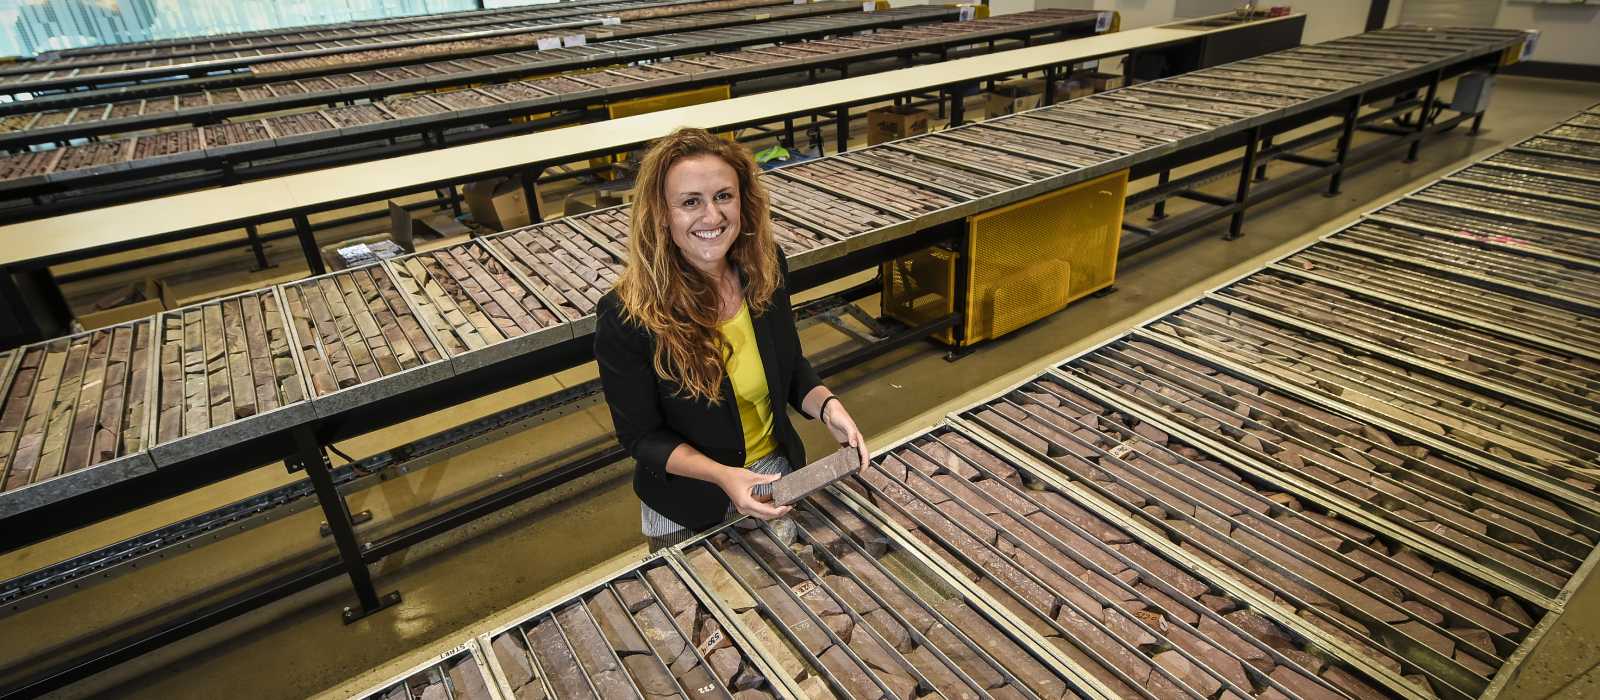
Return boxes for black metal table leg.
[1254,134,1273,181]
[290,427,400,624]
[1044,65,1058,105]
[945,224,974,361]
[293,213,325,276]
[950,86,967,127]
[1151,169,1170,220]
[521,167,544,223]
[446,184,462,218]
[1407,71,1440,163]
[1327,95,1361,196]
[1227,128,1261,240]
[784,117,796,148]
[244,223,272,271]
[836,106,849,154]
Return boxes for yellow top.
[721,303,778,466]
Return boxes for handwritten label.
[791,580,817,597]
[1095,11,1112,33]
[1520,30,1539,60]
[438,642,470,661]
[601,16,621,25]
[536,36,561,51]
[696,628,724,656]
[562,34,587,48]
[958,5,974,21]
[862,1,875,11]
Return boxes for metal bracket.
[808,304,888,346]
[290,427,400,624]
[321,510,373,538]
[342,590,403,624]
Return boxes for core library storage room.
[0,1,1597,698]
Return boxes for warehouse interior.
[0,1,1597,699]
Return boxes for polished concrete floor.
[8,76,1599,699]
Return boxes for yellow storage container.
[882,169,1129,346]
[605,84,731,120]
[880,246,958,342]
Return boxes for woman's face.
[664,153,741,272]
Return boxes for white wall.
[987,0,1040,16]
[1293,1,1378,43]
[1092,0,1178,29]
[1495,2,1600,66]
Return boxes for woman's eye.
[715,192,733,202]
[681,198,698,208]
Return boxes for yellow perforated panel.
[882,170,1128,347]
[605,84,731,120]
[961,169,1128,345]
[881,246,959,344]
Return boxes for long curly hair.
[615,128,780,404]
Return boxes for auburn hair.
[615,127,781,404]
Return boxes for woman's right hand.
[717,467,791,520]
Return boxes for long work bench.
[0,0,797,94]
[0,1,870,143]
[0,7,1104,220]
[347,100,1598,700]
[0,11,1304,346]
[0,22,1547,699]
[0,13,1527,594]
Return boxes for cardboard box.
[563,180,636,215]
[388,202,468,250]
[158,267,304,309]
[464,176,534,231]
[78,279,162,330]
[1059,78,1095,100]
[1072,70,1125,93]
[985,81,1044,118]
[867,106,931,145]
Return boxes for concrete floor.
[8,76,1599,699]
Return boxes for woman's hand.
[716,467,791,519]
[822,399,871,468]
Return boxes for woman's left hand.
[821,399,870,468]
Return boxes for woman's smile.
[666,153,743,269]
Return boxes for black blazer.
[594,252,823,531]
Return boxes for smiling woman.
[593,127,870,552]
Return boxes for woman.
[595,127,870,552]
